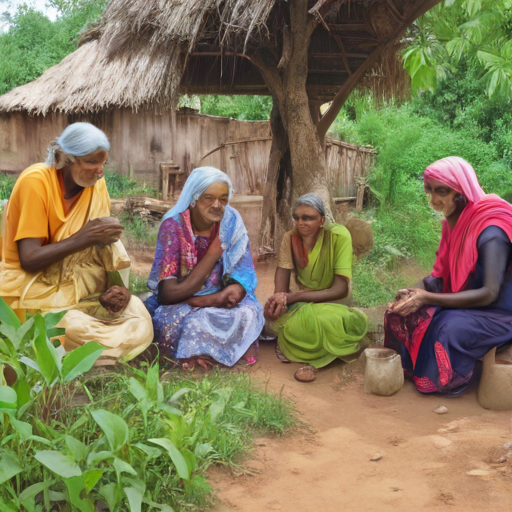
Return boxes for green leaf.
[0,386,17,409]
[19,356,41,374]
[134,442,162,459]
[43,310,66,330]
[91,409,129,452]
[11,316,35,350]
[113,458,137,476]
[11,417,32,442]
[33,315,59,385]
[26,435,53,446]
[148,438,190,480]
[170,388,192,403]
[13,378,31,409]
[99,483,121,512]
[35,450,82,478]
[65,435,88,463]
[157,403,182,416]
[64,475,96,512]
[82,469,103,494]
[128,377,148,402]
[146,362,160,401]
[124,487,143,512]
[0,297,21,329]
[0,449,22,484]
[18,480,55,503]
[61,341,105,382]
[86,450,115,466]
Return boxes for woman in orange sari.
[0,122,152,363]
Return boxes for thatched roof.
[0,0,441,114]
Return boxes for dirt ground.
[209,344,512,512]
[127,247,512,512]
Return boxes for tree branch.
[317,0,442,144]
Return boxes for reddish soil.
[209,346,512,512]
[124,246,512,511]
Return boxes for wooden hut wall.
[0,109,374,198]
[325,139,376,199]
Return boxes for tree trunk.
[256,0,331,252]
[260,99,293,252]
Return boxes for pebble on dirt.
[434,406,449,414]
[370,453,384,461]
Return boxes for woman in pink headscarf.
[385,156,512,396]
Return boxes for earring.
[190,200,196,208]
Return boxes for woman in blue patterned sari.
[145,167,264,368]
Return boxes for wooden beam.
[328,23,373,32]
[384,0,404,24]
[332,34,352,75]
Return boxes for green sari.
[273,223,368,368]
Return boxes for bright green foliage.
[0,297,295,511]
[403,0,512,98]
[0,0,107,95]
[199,95,272,121]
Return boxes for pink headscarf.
[424,157,512,293]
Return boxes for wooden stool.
[160,162,184,200]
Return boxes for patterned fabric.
[146,204,264,367]
[385,226,512,393]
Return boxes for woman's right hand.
[207,235,224,260]
[264,293,288,321]
[75,217,124,247]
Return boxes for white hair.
[46,122,110,169]
[293,193,326,216]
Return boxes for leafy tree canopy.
[0,0,107,95]
[404,0,512,98]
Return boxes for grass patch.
[104,171,157,199]
[119,212,159,248]
[0,173,16,200]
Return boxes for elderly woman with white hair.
[0,122,153,363]
[145,166,264,369]
[265,193,368,382]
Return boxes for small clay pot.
[364,347,404,396]
[477,347,512,410]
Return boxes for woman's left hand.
[389,288,429,316]
[220,284,246,309]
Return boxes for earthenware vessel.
[364,347,404,396]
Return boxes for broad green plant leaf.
[35,450,82,478]
[170,388,192,404]
[18,480,55,503]
[13,378,31,409]
[157,403,182,416]
[64,476,95,512]
[134,442,162,459]
[113,458,137,476]
[124,487,143,512]
[43,310,67,340]
[61,341,105,382]
[99,483,122,512]
[91,409,129,452]
[11,417,32,442]
[128,377,148,402]
[142,498,174,512]
[65,435,88,463]
[87,450,115,466]
[0,449,22,484]
[83,469,103,494]
[148,438,190,480]
[0,297,21,329]
[33,315,60,385]
[0,386,17,409]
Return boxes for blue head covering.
[155,166,257,297]
[161,166,233,223]
[46,122,110,167]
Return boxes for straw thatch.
[0,0,440,114]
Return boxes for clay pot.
[3,365,17,386]
[477,347,512,410]
[364,347,404,396]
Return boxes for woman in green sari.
[265,194,368,381]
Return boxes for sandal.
[180,358,196,371]
[294,365,317,383]
[275,344,291,363]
